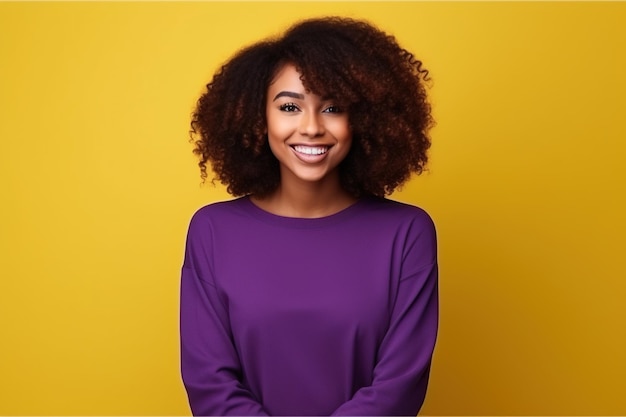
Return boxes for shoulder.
[360,196,436,232]
[360,197,437,260]
[183,198,255,264]
[185,197,261,245]
[188,197,250,228]
[373,198,438,270]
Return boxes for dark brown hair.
[191,16,433,197]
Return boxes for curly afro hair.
[191,16,433,198]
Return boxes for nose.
[299,111,325,137]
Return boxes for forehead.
[268,63,306,93]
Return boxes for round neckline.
[240,195,371,229]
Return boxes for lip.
[290,144,332,164]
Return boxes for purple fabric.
[180,196,438,416]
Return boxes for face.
[265,64,352,186]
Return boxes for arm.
[180,217,269,416]
[332,216,439,416]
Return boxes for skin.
[251,64,357,218]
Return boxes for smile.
[292,145,329,155]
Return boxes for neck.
[251,173,357,218]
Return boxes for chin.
[294,173,330,183]
[285,166,338,184]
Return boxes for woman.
[181,16,438,416]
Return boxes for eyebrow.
[273,91,305,101]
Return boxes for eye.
[279,103,300,112]
[322,105,343,114]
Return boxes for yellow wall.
[1,2,625,415]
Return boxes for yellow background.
[1,1,625,415]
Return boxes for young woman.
[181,17,438,416]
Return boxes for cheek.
[266,134,281,154]
[266,131,290,161]
[334,117,352,140]
[336,123,353,147]
[335,132,353,162]
[266,114,295,139]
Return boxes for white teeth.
[293,145,329,155]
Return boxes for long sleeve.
[179,197,438,416]
[180,217,269,416]
[331,218,439,416]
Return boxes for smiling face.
[265,64,352,188]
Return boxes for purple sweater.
[180,196,438,416]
